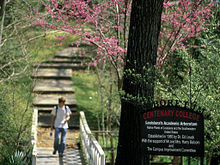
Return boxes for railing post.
[31,109,38,165]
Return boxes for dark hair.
[58,97,66,103]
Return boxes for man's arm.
[64,106,71,123]
[64,115,70,124]
[51,115,55,131]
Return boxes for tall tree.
[115,0,164,164]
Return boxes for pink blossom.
[88,62,97,66]
[28,0,213,68]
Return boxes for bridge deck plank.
[36,148,83,165]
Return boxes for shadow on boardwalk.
[37,148,87,165]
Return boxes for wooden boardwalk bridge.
[31,45,105,165]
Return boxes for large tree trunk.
[115,0,164,164]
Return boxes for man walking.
[51,97,71,157]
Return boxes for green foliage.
[0,0,42,82]
[155,3,220,161]
[72,71,101,129]
[27,31,80,63]
[3,148,32,165]
[0,77,33,164]
[193,4,220,160]
[124,65,154,87]
[151,155,172,163]
[3,0,43,26]
[8,150,27,165]
[72,69,120,130]
[96,134,118,164]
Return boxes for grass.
[72,70,102,130]
[28,31,80,63]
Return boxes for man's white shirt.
[51,105,71,128]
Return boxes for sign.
[140,106,204,156]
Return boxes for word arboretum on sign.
[140,106,204,156]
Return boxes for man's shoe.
[53,150,56,155]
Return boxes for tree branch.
[0,0,6,50]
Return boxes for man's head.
[58,97,66,107]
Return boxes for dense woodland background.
[0,0,219,164]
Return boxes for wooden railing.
[92,131,118,165]
[31,109,38,165]
[80,111,105,165]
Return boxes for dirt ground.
[37,127,80,149]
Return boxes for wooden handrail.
[80,111,105,165]
[31,109,38,165]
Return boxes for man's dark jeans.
[54,128,67,154]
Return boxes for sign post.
[140,105,204,162]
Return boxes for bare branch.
[0,33,45,56]
[0,0,6,50]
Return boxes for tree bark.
[115,0,164,164]
[173,156,181,165]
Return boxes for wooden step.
[54,47,91,59]
[44,58,82,64]
[54,47,82,57]
[33,95,77,107]
[34,63,87,70]
[53,55,91,60]
[33,79,74,94]
[56,47,81,53]
[32,68,72,79]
